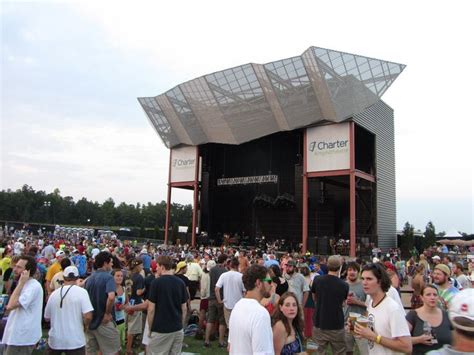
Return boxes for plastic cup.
[349,312,361,331]
[356,317,369,328]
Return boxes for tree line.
[0,185,193,230]
[399,221,472,258]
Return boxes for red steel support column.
[191,147,199,248]
[165,149,172,245]
[349,122,356,257]
[302,130,308,254]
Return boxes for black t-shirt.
[143,274,155,300]
[406,310,453,355]
[2,268,12,283]
[311,274,349,330]
[130,272,145,305]
[209,266,227,300]
[148,275,188,333]
[275,278,289,296]
[175,274,190,288]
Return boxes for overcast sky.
[1,1,473,233]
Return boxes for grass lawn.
[33,331,357,354]
[183,336,227,355]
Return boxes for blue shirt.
[140,254,151,269]
[85,270,116,330]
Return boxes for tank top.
[281,332,303,355]
[114,292,126,322]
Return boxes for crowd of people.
[0,226,473,354]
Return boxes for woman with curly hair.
[411,264,426,310]
[272,292,304,355]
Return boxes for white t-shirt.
[215,270,244,309]
[367,286,404,311]
[366,295,410,355]
[13,241,24,255]
[91,248,100,259]
[2,278,44,345]
[44,285,94,350]
[228,298,274,355]
[456,274,471,290]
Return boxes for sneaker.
[218,341,227,348]
[203,342,211,348]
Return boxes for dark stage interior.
[199,126,376,253]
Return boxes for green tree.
[0,185,193,233]
[400,221,415,258]
[101,198,117,226]
[423,221,436,249]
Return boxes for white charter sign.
[170,146,197,183]
[306,123,350,172]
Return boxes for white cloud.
[1,104,192,204]
[2,0,473,232]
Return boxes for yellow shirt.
[0,257,11,275]
[185,262,203,282]
[46,262,62,282]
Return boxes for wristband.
[375,335,382,344]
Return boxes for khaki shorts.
[127,311,143,335]
[224,307,232,327]
[142,319,150,346]
[207,300,226,325]
[86,321,121,355]
[148,329,184,355]
[312,327,346,355]
[4,345,35,355]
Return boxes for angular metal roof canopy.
[138,46,405,148]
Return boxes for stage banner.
[306,123,350,172]
[170,146,197,183]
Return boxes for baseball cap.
[176,261,187,273]
[298,262,309,270]
[130,258,143,269]
[449,289,474,332]
[434,264,451,277]
[63,266,79,279]
[140,249,148,254]
[287,260,297,267]
[206,260,216,271]
[56,250,65,258]
[432,255,441,260]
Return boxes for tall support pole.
[164,150,172,245]
[302,130,308,254]
[349,122,356,257]
[191,147,199,248]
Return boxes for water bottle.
[423,321,431,336]
[423,321,437,344]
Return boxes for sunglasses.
[260,277,272,284]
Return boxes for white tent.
[443,229,463,239]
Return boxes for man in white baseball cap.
[44,266,94,354]
[427,288,474,354]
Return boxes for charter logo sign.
[171,146,197,183]
[306,123,350,172]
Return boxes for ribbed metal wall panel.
[353,101,396,249]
